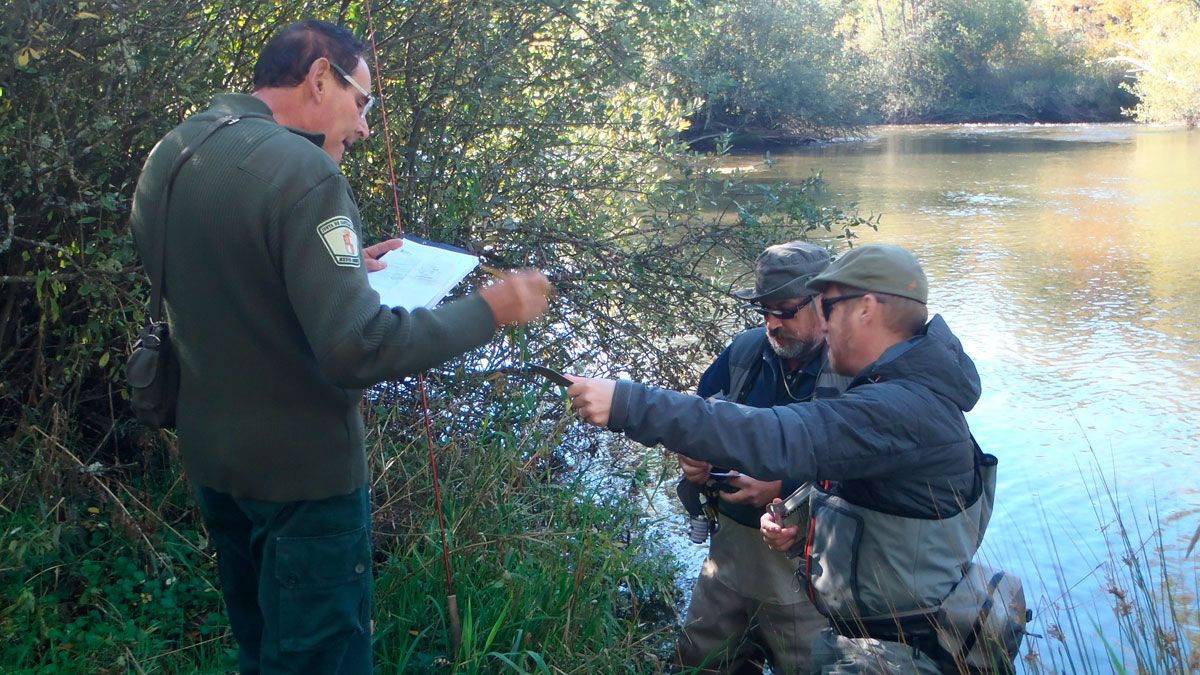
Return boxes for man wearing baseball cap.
[673,242,849,674]
[568,244,995,672]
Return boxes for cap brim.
[804,276,831,294]
[732,277,816,303]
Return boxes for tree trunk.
[875,0,887,42]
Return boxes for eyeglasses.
[745,296,813,320]
[819,293,868,320]
[328,60,375,119]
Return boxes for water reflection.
[716,124,1200,664]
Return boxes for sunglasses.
[329,60,375,119]
[744,295,814,320]
[819,293,868,320]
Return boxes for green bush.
[1,0,868,465]
[1122,6,1200,126]
[848,0,1130,123]
[666,0,875,144]
[0,472,228,671]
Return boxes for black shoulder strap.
[149,113,271,322]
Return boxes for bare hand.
[565,375,616,426]
[363,238,404,272]
[479,269,551,326]
[721,476,782,508]
[760,500,801,553]
[678,455,712,485]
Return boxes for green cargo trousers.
[674,520,827,674]
[195,484,373,674]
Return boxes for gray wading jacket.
[609,315,983,615]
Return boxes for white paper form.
[368,235,480,311]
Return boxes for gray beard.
[768,333,820,361]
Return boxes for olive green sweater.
[131,94,497,501]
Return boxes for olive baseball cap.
[732,241,831,303]
[805,244,928,303]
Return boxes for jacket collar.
[209,93,326,148]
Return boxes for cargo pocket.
[275,526,371,653]
[806,493,865,618]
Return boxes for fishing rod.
[361,3,580,654]
[362,0,464,655]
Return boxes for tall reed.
[1018,454,1198,673]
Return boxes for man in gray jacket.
[568,245,986,672]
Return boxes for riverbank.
[0,402,683,672]
[6,418,1194,672]
[687,114,1200,154]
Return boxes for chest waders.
[802,440,1028,671]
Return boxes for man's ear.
[859,293,883,323]
[305,57,330,102]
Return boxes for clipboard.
[368,234,480,310]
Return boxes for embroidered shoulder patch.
[316,216,361,267]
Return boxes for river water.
[658,125,1200,667]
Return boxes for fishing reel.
[677,474,733,544]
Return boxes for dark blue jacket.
[694,327,833,526]
[616,315,980,517]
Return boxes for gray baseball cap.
[732,241,831,303]
[805,244,928,303]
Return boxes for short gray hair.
[875,292,927,336]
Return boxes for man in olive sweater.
[130,20,549,674]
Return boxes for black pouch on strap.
[127,321,179,429]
